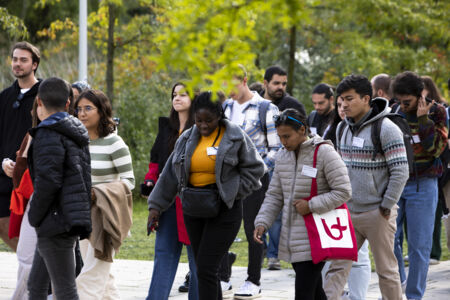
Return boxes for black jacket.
[0,79,41,202]
[259,90,306,116]
[28,112,92,239]
[150,117,173,175]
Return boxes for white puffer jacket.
[255,136,351,263]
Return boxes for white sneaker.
[429,258,440,265]
[234,281,261,299]
[221,281,233,298]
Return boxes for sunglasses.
[13,93,25,109]
[273,114,305,127]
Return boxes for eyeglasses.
[273,114,305,127]
[13,93,25,109]
[75,105,97,114]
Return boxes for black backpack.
[371,110,415,174]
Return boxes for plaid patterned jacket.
[223,92,281,171]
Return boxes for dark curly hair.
[75,89,116,138]
[392,71,424,98]
[192,91,226,126]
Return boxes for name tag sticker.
[207,147,218,156]
[301,165,317,178]
[310,127,317,135]
[352,137,365,148]
[412,135,421,144]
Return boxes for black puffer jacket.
[28,112,92,239]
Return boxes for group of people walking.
[1,42,134,300]
[1,41,449,300]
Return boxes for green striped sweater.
[89,133,135,190]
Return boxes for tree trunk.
[287,25,296,95]
[106,3,115,104]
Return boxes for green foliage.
[0,7,28,40]
[114,71,172,191]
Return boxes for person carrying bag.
[254,108,352,300]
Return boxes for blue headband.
[286,116,305,127]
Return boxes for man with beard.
[0,42,41,251]
[307,83,335,137]
[263,66,306,115]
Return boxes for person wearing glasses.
[0,42,42,251]
[254,108,352,300]
[74,90,135,300]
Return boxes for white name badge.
[301,165,317,178]
[352,137,365,148]
[206,147,218,156]
[310,127,318,135]
[412,135,421,144]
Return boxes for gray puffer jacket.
[255,136,351,263]
[148,119,266,212]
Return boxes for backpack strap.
[335,121,346,150]
[259,100,271,136]
[308,111,317,128]
[371,117,384,161]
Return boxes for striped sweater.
[89,133,135,190]
[337,98,409,212]
[400,104,448,178]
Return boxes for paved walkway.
[0,251,449,299]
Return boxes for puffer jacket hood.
[30,112,89,147]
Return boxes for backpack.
[222,99,271,136]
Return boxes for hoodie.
[337,98,409,212]
[28,112,92,238]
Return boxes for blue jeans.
[394,177,438,300]
[267,212,281,258]
[147,204,198,300]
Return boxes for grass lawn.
[1,199,449,271]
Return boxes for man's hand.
[417,97,434,118]
[253,226,265,244]
[379,206,391,220]
[293,199,311,216]
[2,158,15,178]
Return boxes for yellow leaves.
[37,18,75,40]
[34,0,61,9]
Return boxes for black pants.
[292,261,326,300]
[242,173,269,285]
[184,199,242,300]
[28,233,79,300]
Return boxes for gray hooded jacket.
[337,97,409,212]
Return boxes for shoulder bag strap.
[308,143,324,199]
